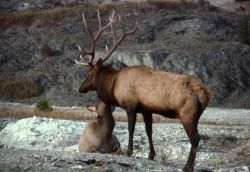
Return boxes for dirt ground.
[0,113,249,171]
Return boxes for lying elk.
[78,101,120,153]
[75,10,211,172]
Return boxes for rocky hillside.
[0,0,249,108]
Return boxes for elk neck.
[95,66,119,105]
[96,112,115,137]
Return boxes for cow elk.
[75,10,211,172]
[78,101,120,153]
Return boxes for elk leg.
[126,108,137,157]
[181,120,200,172]
[142,112,156,160]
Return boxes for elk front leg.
[142,112,155,160]
[126,108,137,157]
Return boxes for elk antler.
[75,10,115,66]
[103,16,139,62]
[74,45,89,65]
[102,16,139,62]
[75,10,139,65]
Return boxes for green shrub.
[36,99,53,112]
[239,14,250,45]
[0,72,41,99]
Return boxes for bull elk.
[75,10,211,172]
[78,101,120,153]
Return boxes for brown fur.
[79,59,211,172]
[78,101,120,153]
[76,10,210,171]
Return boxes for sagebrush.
[36,99,53,112]
[238,14,250,45]
[0,72,41,99]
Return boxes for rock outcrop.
[0,0,249,107]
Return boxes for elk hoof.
[148,152,155,160]
[148,154,155,160]
[183,166,193,172]
[126,149,132,157]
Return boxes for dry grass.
[0,6,75,30]
[238,14,250,45]
[0,105,177,123]
[237,142,250,159]
[0,107,34,119]
[200,135,250,166]
[0,2,143,30]
[0,72,41,100]
[40,44,61,57]
[0,106,127,122]
[0,105,229,125]
[146,0,200,8]
[0,0,201,30]
[235,0,250,2]
[0,107,93,121]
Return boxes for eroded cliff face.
[0,0,249,107]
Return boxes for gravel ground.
[0,113,249,171]
[0,149,176,172]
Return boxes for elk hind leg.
[180,113,200,172]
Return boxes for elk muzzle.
[78,82,90,93]
[78,79,96,93]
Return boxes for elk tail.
[190,78,211,113]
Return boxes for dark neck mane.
[96,66,119,105]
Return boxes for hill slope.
[0,0,249,108]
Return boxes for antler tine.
[75,59,89,66]
[78,10,115,66]
[78,44,82,52]
[75,44,92,66]
[87,10,115,65]
[124,21,139,35]
[102,18,139,62]
[119,15,125,33]
[97,9,102,28]
[106,45,109,53]
[82,13,94,38]
[93,10,115,41]
[110,22,117,44]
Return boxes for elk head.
[75,10,138,93]
[86,101,115,116]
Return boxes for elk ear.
[86,105,97,112]
[96,58,103,69]
[106,64,113,69]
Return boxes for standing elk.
[78,101,120,153]
[75,10,211,172]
